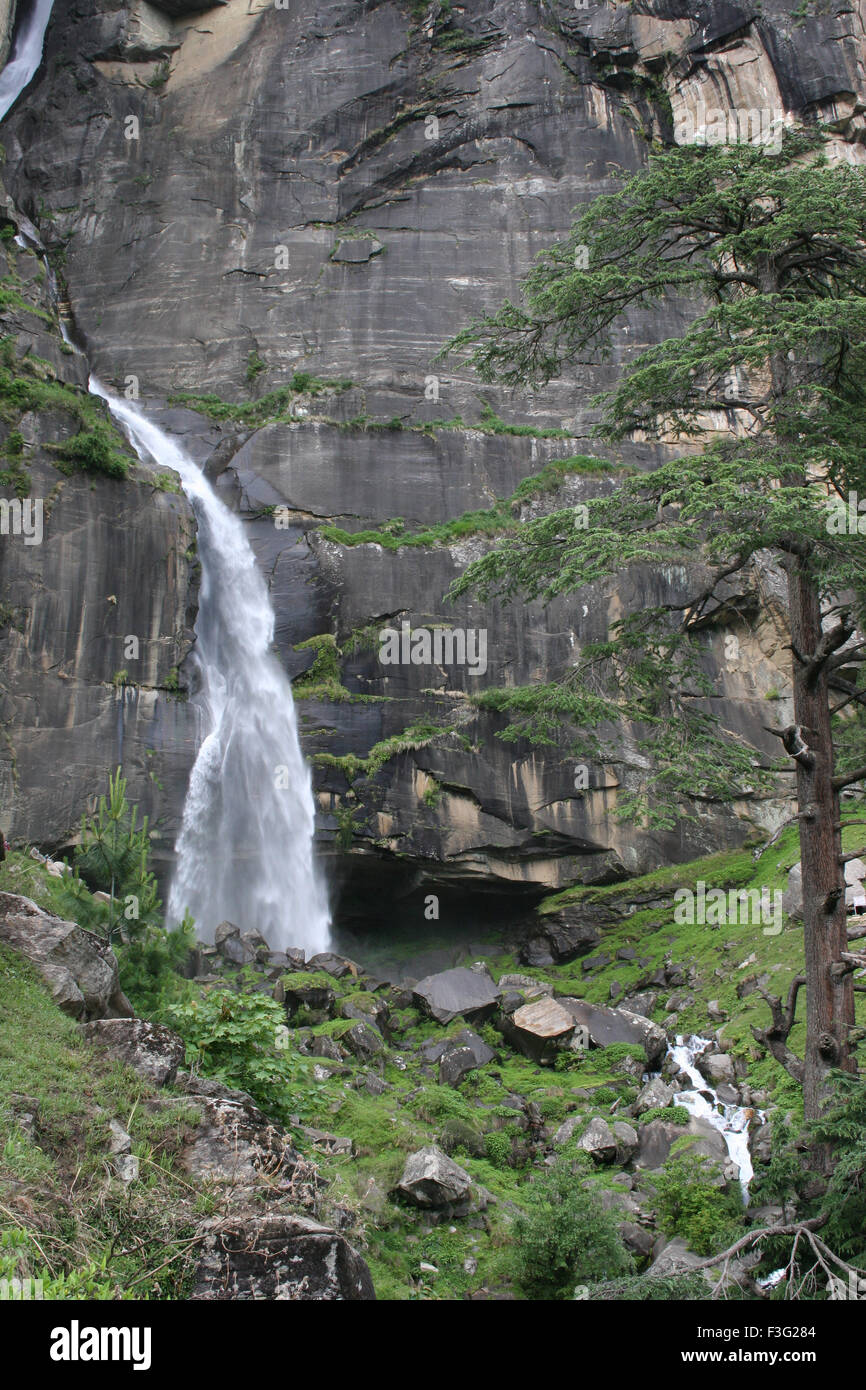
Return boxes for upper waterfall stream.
[0,0,55,121]
[90,380,331,955]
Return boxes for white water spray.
[90,379,331,955]
[0,0,55,121]
[668,1034,761,1203]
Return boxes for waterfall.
[0,0,55,121]
[89,379,331,956]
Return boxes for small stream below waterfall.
[656,1034,762,1203]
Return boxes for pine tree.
[442,132,866,1120]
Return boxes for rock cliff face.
[2,0,865,928]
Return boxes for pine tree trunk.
[786,557,855,1121]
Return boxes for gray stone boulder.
[634,1077,674,1116]
[307,951,359,980]
[636,1117,728,1171]
[577,1117,617,1164]
[412,967,499,1025]
[341,1020,384,1061]
[612,1120,639,1162]
[83,1018,186,1086]
[623,991,658,1019]
[620,1221,656,1259]
[177,1077,298,1191]
[438,1028,495,1086]
[277,976,336,1015]
[438,1046,480,1087]
[697,1052,736,1086]
[553,1115,583,1145]
[191,1213,375,1300]
[396,1146,474,1209]
[0,892,132,1021]
[558,997,667,1068]
[518,910,602,967]
[497,972,553,999]
[648,1236,759,1291]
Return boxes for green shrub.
[650,1152,743,1257]
[483,1130,512,1169]
[808,1071,866,1263]
[641,1104,690,1125]
[56,430,128,478]
[512,1157,633,1298]
[168,987,313,1126]
[115,917,196,1020]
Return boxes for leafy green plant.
[512,1157,633,1298]
[808,1071,866,1262]
[650,1152,743,1256]
[168,988,313,1125]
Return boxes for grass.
[0,945,202,1299]
[168,374,353,429]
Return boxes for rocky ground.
[3,817,864,1300]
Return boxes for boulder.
[558,997,667,1068]
[553,1115,582,1145]
[438,1046,480,1088]
[634,1077,674,1116]
[307,951,358,980]
[635,1117,728,1170]
[240,929,271,962]
[648,1236,759,1291]
[83,1018,186,1086]
[412,967,499,1025]
[0,892,132,1021]
[341,1021,384,1061]
[497,972,553,998]
[307,1034,346,1063]
[178,1077,298,1190]
[438,1029,495,1086]
[619,1221,655,1259]
[697,1052,736,1086]
[191,1214,375,1300]
[278,977,336,1015]
[577,1116,617,1164]
[624,991,658,1018]
[501,996,575,1061]
[612,1120,639,1162]
[396,1146,473,1209]
[518,910,602,967]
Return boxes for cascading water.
[667,1034,762,1204]
[89,379,331,955]
[0,0,55,121]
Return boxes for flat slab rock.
[191,1213,375,1301]
[511,997,575,1040]
[412,967,498,1024]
